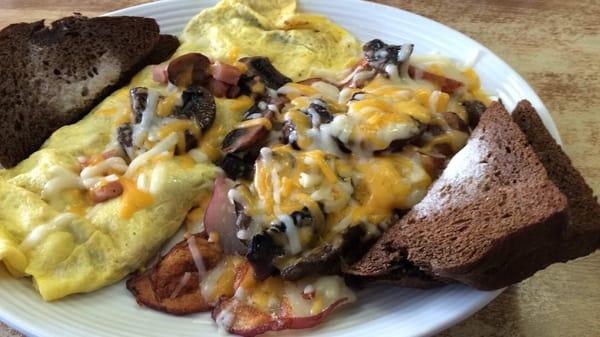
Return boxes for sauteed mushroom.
[174,85,216,131]
[167,53,211,87]
[240,56,292,89]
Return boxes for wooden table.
[1,1,598,336]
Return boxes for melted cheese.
[19,213,79,251]
[197,96,254,162]
[119,178,155,219]
[42,166,84,201]
[352,155,431,223]
[125,133,178,178]
[157,119,200,139]
[80,157,128,188]
[156,94,180,117]
[232,61,484,262]
[278,83,319,98]
[235,117,273,130]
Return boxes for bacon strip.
[126,234,222,315]
[213,297,349,336]
[408,65,464,94]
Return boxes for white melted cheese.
[170,272,192,299]
[187,236,207,279]
[132,90,160,148]
[149,163,167,196]
[125,133,178,178]
[310,81,339,102]
[278,214,301,255]
[41,166,84,200]
[80,157,128,188]
[188,149,209,163]
[136,172,150,192]
[200,258,229,302]
[429,90,442,113]
[19,213,80,251]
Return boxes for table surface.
[1,0,599,336]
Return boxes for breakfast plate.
[0,0,563,336]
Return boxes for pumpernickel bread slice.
[0,15,179,167]
[348,101,569,290]
[512,100,600,259]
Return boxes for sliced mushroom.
[222,105,274,155]
[281,121,300,149]
[306,100,333,127]
[246,207,321,281]
[130,87,148,123]
[362,39,413,75]
[174,85,216,131]
[237,74,266,97]
[383,120,427,153]
[419,152,447,179]
[184,130,198,153]
[219,153,255,180]
[462,100,486,129]
[278,225,365,281]
[222,125,270,154]
[440,111,469,133]
[281,100,334,149]
[246,233,284,280]
[240,56,291,89]
[290,207,314,228]
[117,123,133,158]
[167,53,211,88]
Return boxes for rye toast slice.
[512,100,600,259]
[348,101,569,290]
[0,15,179,167]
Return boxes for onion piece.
[204,175,247,254]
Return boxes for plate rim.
[3,0,567,336]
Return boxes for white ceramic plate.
[0,0,562,336]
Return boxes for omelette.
[0,0,361,301]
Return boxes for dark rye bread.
[512,100,600,259]
[348,101,569,290]
[0,15,179,167]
